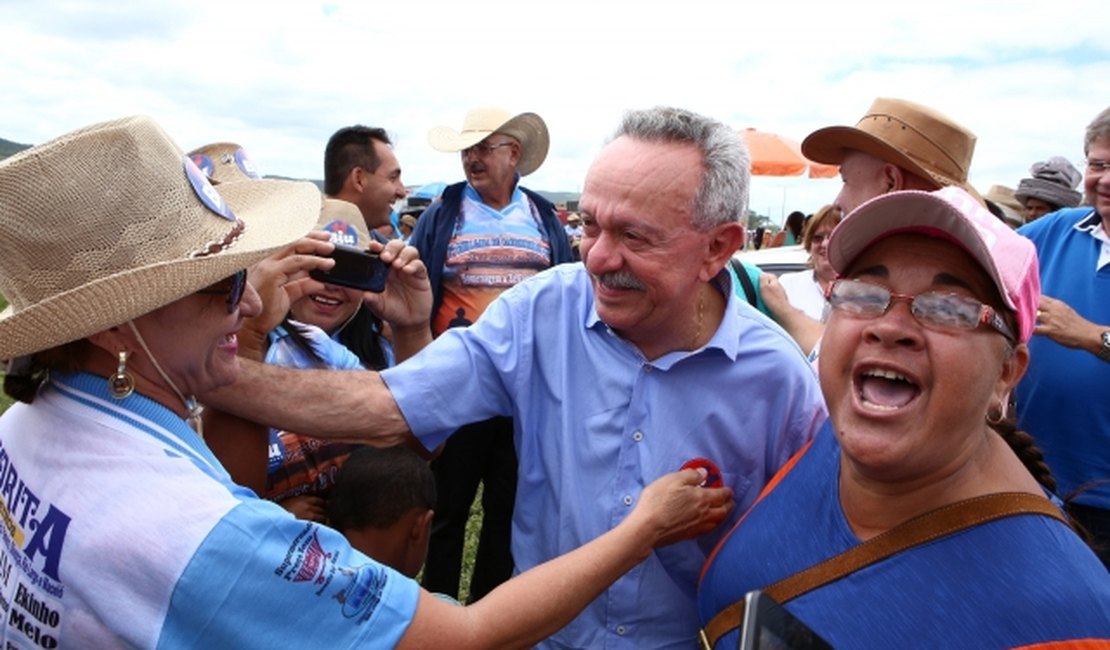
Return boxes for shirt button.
[616,626,626,635]
[623,495,633,506]
[632,431,644,442]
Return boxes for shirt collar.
[1072,208,1110,270]
[49,371,234,486]
[463,179,525,212]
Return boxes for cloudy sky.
[2,1,1106,223]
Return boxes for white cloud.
[1,0,1106,223]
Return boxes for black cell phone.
[309,244,390,293]
[738,591,833,650]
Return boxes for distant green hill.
[0,137,31,160]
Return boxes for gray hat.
[1014,156,1082,209]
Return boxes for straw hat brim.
[0,179,320,359]
[427,112,549,176]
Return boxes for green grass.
[458,485,485,602]
[415,484,483,603]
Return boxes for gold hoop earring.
[986,401,1005,426]
[108,351,135,399]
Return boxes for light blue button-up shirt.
[383,262,827,649]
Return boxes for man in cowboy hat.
[801,97,980,214]
[408,107,573,604]
[759,97,983,355]
[323,125,409,230]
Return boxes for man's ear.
[345,165,369,195]
[509,141,522,168]
[700,222,746,282]
[881,163,903,193]
[411,509,434,544]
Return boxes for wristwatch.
[1099,331,1110,362]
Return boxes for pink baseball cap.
[828,186,1040,343]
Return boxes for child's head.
[328,445,436,578]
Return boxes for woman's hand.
[362,239,433,330]
[626,468,734,548]
[279,495,329,524]
[242,234,334,355]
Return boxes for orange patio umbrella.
[738,128,839,179]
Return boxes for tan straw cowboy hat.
[0,115,321,360]
[187,142,262,184]
[802,97,979,197]
[427,107,550,176]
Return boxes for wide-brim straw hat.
[187,141,262,184]
[427,107,549,176]
[802,98,980,198]
[0,115,321,360]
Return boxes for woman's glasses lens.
[829,280,986,331]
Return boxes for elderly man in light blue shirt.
[387,107,825,648]
[206,106,827,649]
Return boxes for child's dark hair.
[328,446,435,531]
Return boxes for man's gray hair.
[614,107,750,230]
[1085,106,1110,156]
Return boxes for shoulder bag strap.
[729,258,758,307]
[699,492,1066,650]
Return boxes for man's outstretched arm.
[201,360,414,448]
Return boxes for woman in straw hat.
[0,116,731,647]
[697,187,1110,649]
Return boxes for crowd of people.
[0,98,1107,648]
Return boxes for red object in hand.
[680,457,723,488]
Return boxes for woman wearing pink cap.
[697,187,1110,649]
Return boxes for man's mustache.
[594,270,646,291]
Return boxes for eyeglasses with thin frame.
[1086,158,1110,174]
[196,269,248,313]
[461,141,514,158]
[826,278,1015,342]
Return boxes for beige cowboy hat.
[187,141,262,184]
[802,97,979,197]
[427,107,550,176]
[0,115,321,360]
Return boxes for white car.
[733,244,809,276]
